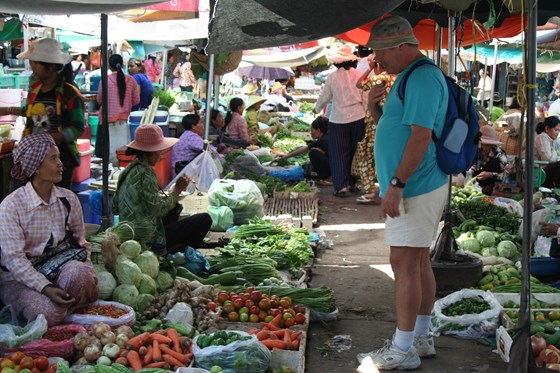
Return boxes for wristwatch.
[390,176,406,188]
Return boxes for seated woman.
[276,116,331,183]
[226,97,258,144]
[0,134,98,326]
[113,125,212,255]
[244,95,267,136]
[172,114,207,175]
[534,116,560,189]
[469,125,508,195]
[209,109,252,151]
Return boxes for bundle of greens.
[455,199,520,234]
[255,133,274,148]
[255,175,287,197]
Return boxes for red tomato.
[207,302,218,312]
[217,291,230,303]
[241,293,251,301]
[19,357,34,370]
[258,310,268,321]
[11,352,25,365]
[269,308,282,317]
[293,305,302,313]
[294,313,306,324]
[258,298,271,310]
[270,295,280,302]
[279,298,291,308]
[284,317,296,327]
[233,298,245,310]
[249,305,260,315]
[244,299,255,308]
[246,287,256,293]
[34,357,49,372]
[270,300,279,308]
[250,291,262,302]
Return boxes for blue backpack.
[397,59,480,175]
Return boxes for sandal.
[333,189,349,198]
[356,195,381,205]
[317,179,333,186]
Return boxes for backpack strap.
[397,58,443,142]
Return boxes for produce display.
[441,296,491,316]
[455,199,520,234]
[0,352,56,373]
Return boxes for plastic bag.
[2,324,87,359]
[266,165,304,182]
[224,150,265,179]
[0,304,19,326]
[63,301,135,327]
[182,149,222,193]
[431,289,502,339]
[207,205,234,232]
[535,235,553,257]
[192,331,271,373]
[0,313,48,348]
[184,246,210,275]
[165,302,194,330]
[208,179,264,225]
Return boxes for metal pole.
[488,42,500,124]
[213,75,220,110]
[482,57,488,102]
[447,11,456,78]
[100,13,110,230]
[203,54,215,141]
[161,51,167,88]
[436,25,443,68]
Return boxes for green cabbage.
[462,238,481,253]
[115,259,142,287]
[97,271,117,300]
[457,232,472,244]
[138,274,157,296]
[93,264,108,274]
[497,240,517,259]
[481,247,498,257]
[137,294,155,312]
[112,284,139,308]
[134,251,160,279]
[476,230,495,248]
[120,240,142,260]
[156,271,174,291]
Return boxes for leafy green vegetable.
[255,133,274,148]
[456,200,520,234]
[112,284,139,308]
[115,259,142,287]
[134,251,160,278]
[476,230,495,248]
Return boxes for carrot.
[292,338,300,350]
[163,354,186,368]
[270,314,283,327]
[269,333,279,340]
[144,362,167,369]
[256,330,271,341]
[115,357,128,366]
[166,327,182,353]
[127,332,151,350]
[138,346,148,357]
[143,345,153,365]
[153,329,165,335]
[260,340,290,350]
[290,331,302,341]
[152,339,162,362]
[160,344,190,364]
[151,333,173,344]
[119,349,129,358]
[126,350,143,371]
[247,328,260,335]
[271,330,287,337]
[260,321,281,331]
[283,329,291,344]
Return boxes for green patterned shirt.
[113,158,177,247]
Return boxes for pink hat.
[126,125,178,152]
[480,125,503,145]
[327,44,358,64]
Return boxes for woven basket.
[191,51,243,75]
[495,125,521,156]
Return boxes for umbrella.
[237,62,294,80]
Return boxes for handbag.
[28,197,87,281]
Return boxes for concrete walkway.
[304,189,508,372]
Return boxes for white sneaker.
[413,335,436,358]
[356,340,421,370]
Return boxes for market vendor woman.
[113,125,212,255]
[0,134,98,326]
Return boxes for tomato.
[284,317,296,328]
[241,293,251,301]
[31,368,41,373]
[269,308,282,317]
[217,291,230,303]
[282,312,294,320]
[233,298,245,310]
[249,305,260,315]
[239,307,249,315]
[227,312,240,321]
[34,357,49,372]
[271,295,280,302]
[285,308,296,316]
[249,314,259,323]
[19,358,34,371]
[45,365,57,373]
[244,299,255,308]
[11,353,25,366]
[1,359,15,370]
[294,313,306,324]
[239,313,249,322]
[279,297,292,308]
[246,287,256,293]
[549,311,560,321]
[258,310,268,321]
[222,303,236,314]
[293,305,302,313]
[270,300,279,308]
[258,299,271,311]
[207,302,218,312]
[264,315,274,323]
[250,291,262,302]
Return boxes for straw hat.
[246,95,266,110]
[126,125,178,152]
[269,82,284,93]
[480,125,503,145]
[366,16,419,51]
[17,38,73,65]
[327,44,358,64]
[242,84,258,95]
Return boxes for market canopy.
[0,0,170,14]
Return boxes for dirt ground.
[304,189,509,372]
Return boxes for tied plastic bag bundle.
[431,289,502,339]
[63,300,135,327]
[208,179,264,225]
[2,324,87,359]
[0,308,48,348]
[192,331,270,373]
[223,150,265,179]
[179,148,223,193]
[207,205,234,232]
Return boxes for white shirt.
[314,67,366,124]
[549,99,560,118]
[261,94,289,111]
[535,132,560,162]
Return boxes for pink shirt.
[226,112,250,141]
[0,183,90,293]
[97,73,140,123]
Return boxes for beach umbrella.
[237,62,294,80]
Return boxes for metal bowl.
[7,58,24,68]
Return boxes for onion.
[92,322,111,339]
[96,356,112,366]
[73,332,92,352]
[84,345,101,363]
[102,343,120,359]
[100,331,116,346]
[116,333,129,348]
[89,337,102,349]
[73,357,90,366]
[116,325,135,339]
[531,335,547,357]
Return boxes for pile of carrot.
[247,315,302,351]
[116,328,193,371]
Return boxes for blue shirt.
[132,73,154,111]
[374,57,448,198]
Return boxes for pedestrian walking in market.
[356,16,449,371]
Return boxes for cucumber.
[176,267,203,282]
[57,361,72,373]
[201,271,239,286]
[111,364,130,373]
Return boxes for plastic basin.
[531,257,560,278]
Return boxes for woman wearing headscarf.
[127,58,154,111]
[0,134,98,326]
[113,125,212,255]
[0,38,85,189]
[95,54,140,164]
[314,44,366,197]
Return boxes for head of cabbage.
[137,294,155,312]
[476,230,496,248]
[134,251,160,279]
[497,240,518,259]
[120,240,142,260]
[138,274,157,296]
[116,259,142,287]
[156,271,174,291]
[112,284,139,309]
[97,271,117,300]
[462,238,481,254]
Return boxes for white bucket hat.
[17,38,73,65]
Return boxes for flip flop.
[356,195,381,204]
[333,189,349,198]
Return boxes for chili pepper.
[73,305,128,318]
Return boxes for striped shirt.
[96,73,140,123]
[0,182,90,293]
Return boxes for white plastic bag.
[182,149,222,193]
[431,289,502,339]
[165,302,194,329]
[534,235,553,257]
[208,179,264,225]
[0,313,48,348]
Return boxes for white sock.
[393,328,414,352]
[414,315,432,337]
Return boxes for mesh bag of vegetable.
[192,330,271,372]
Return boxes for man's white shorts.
[384,183,448,248]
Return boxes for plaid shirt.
[96,74,140,123]
[113,158,177,247]
[24,80,85,166]
[0,182,90,293]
